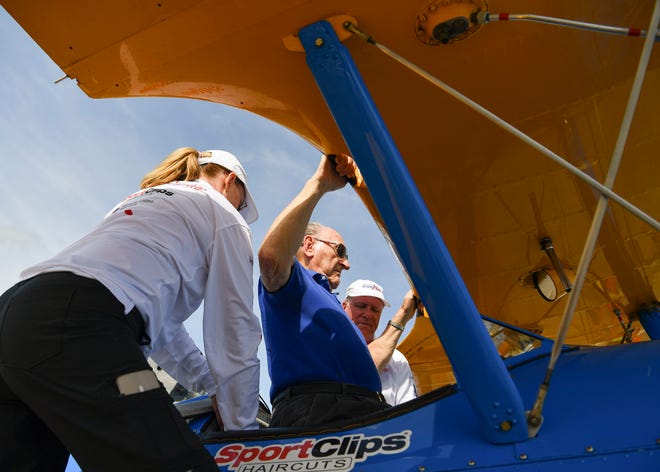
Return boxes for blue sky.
[0,7,413,415]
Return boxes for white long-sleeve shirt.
[21,179,261,430]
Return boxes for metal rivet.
[493,402,500,408]
[585,446,594,453]
[519,454,528,460]
[500,420,512,431]
[467,460,476,466]
[314,38,324,47]
[418,466,426,472]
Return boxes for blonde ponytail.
[140,147,202,189]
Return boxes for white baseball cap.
[345,279,390,307]
[199,149,258,224]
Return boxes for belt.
[272,382,385,407]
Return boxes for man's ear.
[301,235,316,257]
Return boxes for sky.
[0,5,413,417]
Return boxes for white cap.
[345,279,390,307]
[199,149,258,224]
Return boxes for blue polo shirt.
[259,260,382,400]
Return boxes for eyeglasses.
[313,238,348,260]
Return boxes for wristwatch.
[388,320,405,331]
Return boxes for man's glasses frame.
[236,180,248,211]
[313,238,348,260]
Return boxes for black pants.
[269,382,390,428]
[0,272,217,472]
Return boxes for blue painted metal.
[188,414,213,436]
[200,340,660,470]
[298,20,527,444]
[639,303,660,340]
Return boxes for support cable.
[475,11,660,41]
[342,21,660,232]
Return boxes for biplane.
[2,0,659,470]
